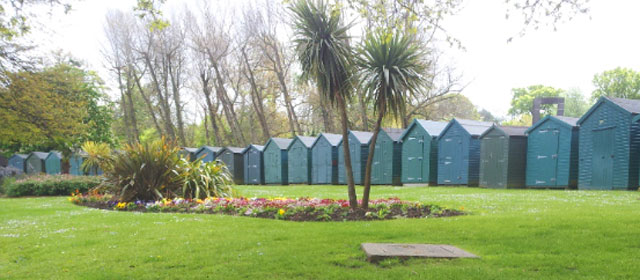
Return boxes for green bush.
[3,174,102,197]
[84,138,236,202]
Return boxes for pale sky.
[28,0,640,118]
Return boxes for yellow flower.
[278,209,285,216]
[116,202,126,209]
[196,199,204,204]
[459,206,465,211]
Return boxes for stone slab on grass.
[361,243,478,262]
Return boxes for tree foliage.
[0,63,114,154]
[592,67,640,100]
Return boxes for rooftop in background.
[607,96,640,114]
[269,138,293,150]
[351,131,373,144]
[454,118,494,136]
[382,128,405,142]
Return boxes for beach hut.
[44,151,62,175]
[8,154,26,172]
[69,152,85,176]
[479,125,528,188]
[194,146,222,163]
[578,97,640,190]
[25,152,49,174]
[338,131,373,185]
[525,115,579,189]
[437,118,493,186]
[263,138,292,185]
[310,133,342,185]
[369,128,404,185]
[218,147,245,185]
[179,147,199,161]
[400,119,448,185]
[0,155,7,167]
[287,136,316,184]
[243,145,265,185]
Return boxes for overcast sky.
[29,0,640,118]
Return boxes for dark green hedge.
[2,175,102,197]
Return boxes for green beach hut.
[287,136,316,184]
[578,97,640,190]
[338,131,373,185]
[479,125,528,189]
[310,133,342,185]
[25,152,49,174]
[437,118,493,186]
[243,145,265,185]
[263,138,292,185]
[370,128,404,185]
[179,147,199,161]
[525,115,579,189]
[400,119,448,185]
[218,147,245,185]
[8,154,26,172]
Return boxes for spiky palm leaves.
[356,31,428,208]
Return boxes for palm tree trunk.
[361,101,386,209]
[337,93,358,209]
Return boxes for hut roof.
[314,133,342,147]
[382,128,405,142]
[351,131,373,144]
[290,136,316,149]
[224,147,245,154]
[30,152,49,160]
[268,138,293,150]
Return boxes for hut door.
[248,150,257,183]
[405,135,423,182]
[591,128,615,189]
[442,136,463,183]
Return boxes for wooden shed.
[400,119,448,185]
[45,151,62,175]
[577,97,640,190]
[437,118,493,186]
[8,154,26,171]
[179,147,199,161]
[310,133,342,185]
[370,128,404,185]
[70,152,85,176]
[25,152,49,174]
[287,136,316,184]
[218,147,245,185]
[479,125,528,188]
[243,144,265,185]
[263,138,292,185]
[195,146,222,163]
[338,131,373,185]
[525,115,579,189]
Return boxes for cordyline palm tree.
[289,0,359,209]
[356,31,428,209]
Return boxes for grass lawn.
[2,185,640,279]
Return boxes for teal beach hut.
[310,133,342,184]
[400,119,448,185]
[263,138,292,185]
[370,128,404,185]
[218,147,245,185]
[437,118,493,186]
[195,146,222,162]
[578,97,640,190]
[8,154,27,172]
[338,131,373,185]
[525,116,579,189]
[287,136,316,184]
[243,144,265,185]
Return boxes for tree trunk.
[318,91,334,133]
[337,93,358,209]
[168,58,187,146]
[144,55,176,140]
[116,68,133,143]
[203,107,211,145]
[124,69,140,142]
[202,82,223,146]
[241,48,271,139]
[361,100,386,209]
[272,46,302,137]
[133,74,163,136]
[358,89,369,131]
[212,63,245,145]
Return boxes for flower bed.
[69,193,463,221]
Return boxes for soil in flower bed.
[71,196,464,222]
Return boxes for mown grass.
[1,185,639,279]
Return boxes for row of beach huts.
[3,96,640,190]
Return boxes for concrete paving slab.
[361,243,478,262]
